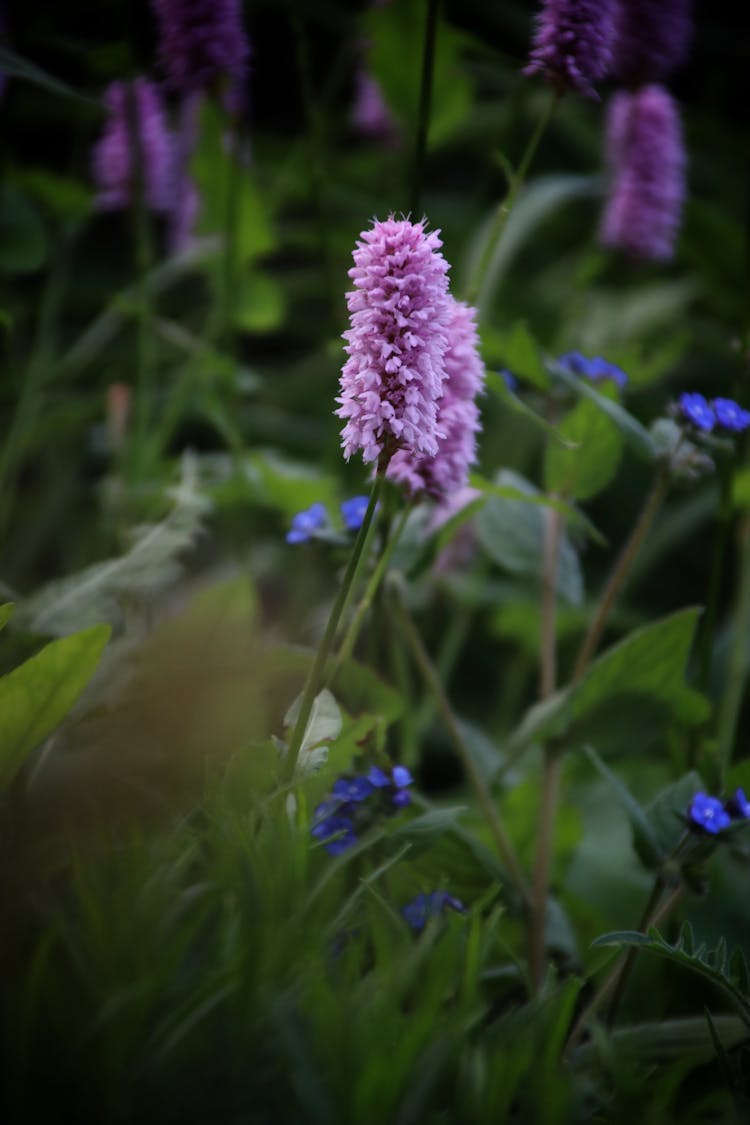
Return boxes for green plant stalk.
[328,502,412,681]
[696,457,734,696]
[465,89,557,309]
[409,0,440,217]
[529,506,564,994]
[716,512,750,780]
[282,466,388,781]
[391,589,532,909]
[124,82,156,477]
[573,465,671,682]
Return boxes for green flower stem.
[529,505,564,994]
[717,511,750,781]
[573,465,671,682]
[328,501,412,682]
[465,89,557,311]
[563,880,685,1058]
[409,0,440,217]
[282,465,388,782]
[391,589,532,909]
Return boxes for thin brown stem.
[573,467,670,682]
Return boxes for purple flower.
[726,788,750,820]
[150,0,250,95]
[341,495,370,532]
[612,0,693,86]
[336,216,453,466]
[401,890,466,932]
[523,0,617,99]
[688,792,731,835]
[387,298,485,499]
[600,85,686,262]
[92,79,174,213]
[679,392,715,433]
[713,398,750,434]
[286,502,328,544]
[351,69,400,148]
[366,763,413,806]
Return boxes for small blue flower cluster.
[311,764,414,855]
[401,890,466,932]
[557,352,628,388]
[286,496,370,544]
[688,788,750,835]
[679,393,750,434]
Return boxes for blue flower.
[332,776,374,803]
[367,763,413,806]
[557,352,627,388]
[679,393,715,433]
[401,890,466,932]
[340,495,370,532]
[311,812,358,855]
[499,369,518,392]
[726,788,750,819]
[688,792,731,835]
[286,502,328,544]
[713,398,750,434]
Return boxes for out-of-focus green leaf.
[545,398,623,501]
[550,360,655,461]
[476,469,584,605]
[0,604,14,632]
[16,168,91,221]
[0,46,95,104]
[584,745,664,869]
[0,184,47,274]
[233,271,285,333]
[0,624,110,788]
[493,322,550,391]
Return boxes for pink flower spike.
[336,216,453,466]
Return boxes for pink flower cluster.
[92,79,174,213]
[336,217,484,500]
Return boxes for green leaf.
[494,321,550,391]
[550,359,656,461]
[572,608,709,726]
[284,688,343,772]
[0,604,14,632]
[0,46,94,104]
[471,469,606,543]
[232,271,285,333]
[592,923,750,1028]
[0,184,47,274]
[637,771,702,865]
[0,624,111,789]
[390,806,467,843]
[476,470,584,605]
[572,1015,749,1065]
[544,398,623,501]
[584,744,664,869]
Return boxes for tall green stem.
[409,0,439,217]
[697,459,734,696]
[465,90,557,310]
[329,502,412,681]
[573,466,670,682]
[529,506,564,993]
[392,591,531,908]
[282,466,388,781]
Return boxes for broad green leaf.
[0,624,111,788]
[233,271,285,333]
[544,397,623,501]
[0,603,14,632]
[494,322,550,391]
[550,359,656,461]
[471,470,606,543]
[390,806,467,843]
[584,745,664,869]
[637,771,702,866]
[572,1016,749,1065]
[572,608,709,726]
[593,922,750,1027]
[476,470,584,605]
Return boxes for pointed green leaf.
[0,603,14,632]
[584,744,664,868]
[550,359,656,460]
[0,624,111,788]
[544,397,623,501]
